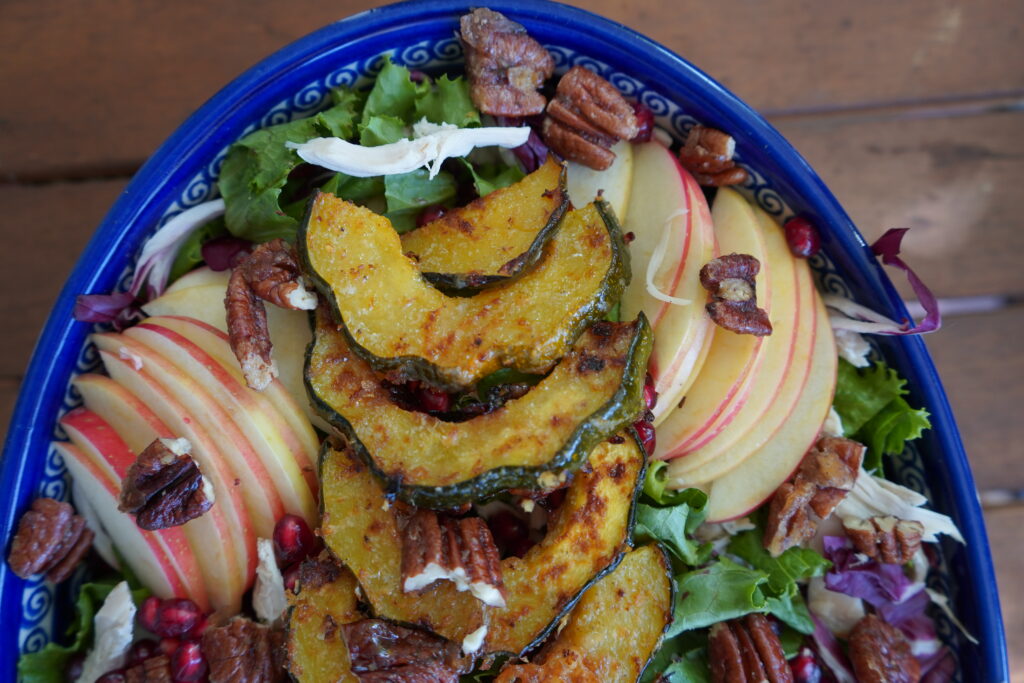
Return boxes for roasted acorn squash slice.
[299,194,628,391]
[318,436,644,656]
[306,306,651,507]
[496,544,674,682]
[285,560,362,683]
[400,156,568,294]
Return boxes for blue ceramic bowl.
[0,1,1008,680]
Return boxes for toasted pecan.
[679,124,749,186]
[764,436,865,557]
[401,510,505,607]
[118,438,213,531]
[849,614,921,683]
[7,497,93,582]
[700,254,772,337]
[843,516,925,565]
[708,614,792,683]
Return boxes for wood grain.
[2,0,1023,180]
[0,180,127,378]
[774,109,1024,299]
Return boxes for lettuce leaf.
[641,631,711,683]
[832,359,931,471]
[728,527,830,598]
[458,159,525,197]
[635,488,711,567]
[218,93,360,242]
[667,557,770,636]
[415,74,480,128]
[17,579,149,683]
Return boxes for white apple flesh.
[565,140,634,220]
[621,141,716,423]
[654,188,770,459]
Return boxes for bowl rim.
[0,0,1008,679]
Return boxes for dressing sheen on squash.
[299,193,629,391]
[306,306,651,507]
[400,156,568,294]
[318,437,645,656]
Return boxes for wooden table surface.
[2,0,1021,675]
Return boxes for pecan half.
[341,619,468,682]
[7,497,94,582]
[118,438,214,531]
[708,614,793,683]
[226,239,317,391]
[700,254,772,336]
[679,124,749,186]
[295,550,344,593]
[459,8,554,116]
[401,510,505,607]
[202,617,287,683]
[763,436,865,557]
[849,614,921,683]
[843,516,925,565]
[125,655,173,683]
[542,66,639,170]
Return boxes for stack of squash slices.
[286,157,675,681]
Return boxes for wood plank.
[980,505,1024,680]
[922,306,1024,492]
[774,109,1024,299]
[2,0,1023,180]
[0,180,127,377]
[0,378,20,447]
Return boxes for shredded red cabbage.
[822,536,916,607]
[496,115,548,173]
[869,228,941,334]
[73,293,144,331]
[810,615,856,683]
[201,237,252,272]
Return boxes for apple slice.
[56,442,187,601]
[144,315,321,461]
[60,407,209,610]
[621,141,716,423]
[705,292,837,522]
[72,371,253,613]
[122,321,318,520]
[94,333,285,539]
[670,260,817,485]
[142,269,320,431]
[163,266,230,293]
[654,188,770,458]
[664,207,804,478]
[565,140,634,220]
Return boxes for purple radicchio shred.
[496,115,548,173]
[202,237,253,271]
[869,228,941,334]
[810,614,857,683]
[822,536,916,607]
[821,536,953,682]
[73,292,145,331]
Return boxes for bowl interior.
[0,1,1006,680]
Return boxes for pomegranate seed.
[273,514,318,566]
[643,373,658,411]
[624,231,636,243]
[152,598,203,638]
[487,510,528,542]
[171,641,208,682]
[138,596,161,633]
[415,385,451,413]
[186,614,208,639]
[159,638,181,656]
[633,419,656,455]
[631,101,655,143]
[283,562,303,593]
[543,488,568,511]
[96,671,126,683]
[790,647,822,683]
[417,204,447,227]
[507,536,536,558]
[126,638,159,666]
[65,654,85,682]
[784,217,821,258]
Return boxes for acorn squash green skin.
[304,308,651,509]
[409,162,570,295]
[297,194,631,392]
[316,433,647,657]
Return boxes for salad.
[5,6,968,683]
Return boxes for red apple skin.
[55,442,188,601]
[60,407,209,610]
[95,347,256,610]
[129,320,319,503]
[94,333,285,538]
